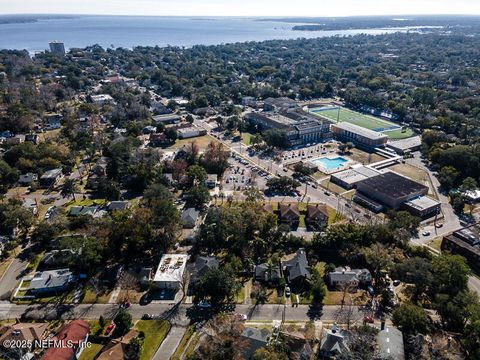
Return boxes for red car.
[105,323,116,336]
[364,316,374,324]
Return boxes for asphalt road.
[0,302,362,323]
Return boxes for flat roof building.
[442,223,480,268]
[152,254,188,290]
[331,122,388,150]
[387,136,421,155]
[263,97,298,111]
[356,172,429,210]
[90,94,115,105]
[402,196,441,218]
[331,166,381,189]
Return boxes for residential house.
[107,201,129,212]
[23,198,38,216]
[18,173,38,186]
[152,254,188,290]
[319,327,349,359]
[279,204,300,229]
[39,168,62,188]
[306,204,329,230]
[41,249,77,269]
[6,134,25,145]
[327,267,372,290]
[279,332,313,360]
[25,133,40,144]
[43,113,62,130]
[86,156,109,189]
[181,208,200,229]
[143,125,157,134]
[149,133,171,147]
[254,263,281,284]
[205,174,218,189]
[69,206,99,217]
[96,330,139,360]
[281,248,311,286]
[190,256,219,285]
[0,322,48,352]
[241,327,270,360]
[262,203,274,214]
[41,320,90,360]
[27,268,75,296]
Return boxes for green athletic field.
[311,106,415,140]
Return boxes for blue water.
[0,16,409,53]
[311,157,348,171]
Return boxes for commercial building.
[402,196,441,218]
[354,172,429,211]
[442,223,480,268]
[331,122,388,150]
[177,127,207,139]
[152,254,188,290]
[152,114,182,125]
[49,41,65,56]
[263,97,297,111]
[330,166,381,189]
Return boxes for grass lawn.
[266,288,285,305]
[66,198,107,208]
[311,106,415,139]
[241,132,255,145]
[323,290,369,306]
[134,320,170,360]
[79,343,104,360]
[299,215,306,228]
[320,179,347,195]
[0,258,13,282]
[26,252,45,272]
[171,325,196,360]
[82,287,113,304]
[169,135,220,150]
[86,320,105,336]
[427,237,443,252]
[235,284,246,304]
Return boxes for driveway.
[152,325,187,360]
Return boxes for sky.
[1,0,480,17]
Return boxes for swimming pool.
[310,156,348,171]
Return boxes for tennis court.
[311,105,414,139]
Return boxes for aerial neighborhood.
[0,17,480,360]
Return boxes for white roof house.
[152,254,188,290]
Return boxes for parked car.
[105,323,116,336]
[159,289,166,300]
[142,314,154,320]
[393,280,401,286]
[364,316,374,324]
[285,287,291,297]
[367,286,375,296]
[422,230,431,236]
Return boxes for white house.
[152,254,188,290]
[328,267,372,289]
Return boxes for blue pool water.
[311,157,348,171]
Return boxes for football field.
[311,106,414,139]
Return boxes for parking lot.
[221,154,272,193]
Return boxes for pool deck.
[308,155,354,175]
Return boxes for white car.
[422,230,431,236]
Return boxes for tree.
[186,165,207,187]
[254,345,288,360]
[460,176,478,193]
[195,268,239,306]
[262,129,288,149]
[391,257,432,303]
[338,143,348,153]
[450,191,466,214]
[165,128,178,142]
[361,243,393,284]
[310,269,327,305]
[438,166,459,191]
[61,178,78,200]
[387,210,420,238]
[187,315,247,360]
[293,163,314,177]
[392,303,427,333]
[0,199,35,237]
[96,178,121,200]
[0,160,19,194]
[113,309,133,337]
[435,290,479,331]
[184,185,211,209]
[266,176,300,195]
[431,254,469,297]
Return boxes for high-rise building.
[49,41,65,56]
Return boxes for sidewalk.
[152,325,187,360]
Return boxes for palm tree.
[61,179,78,201]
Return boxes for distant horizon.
[1,13,479,18]
[2,0,480,17]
